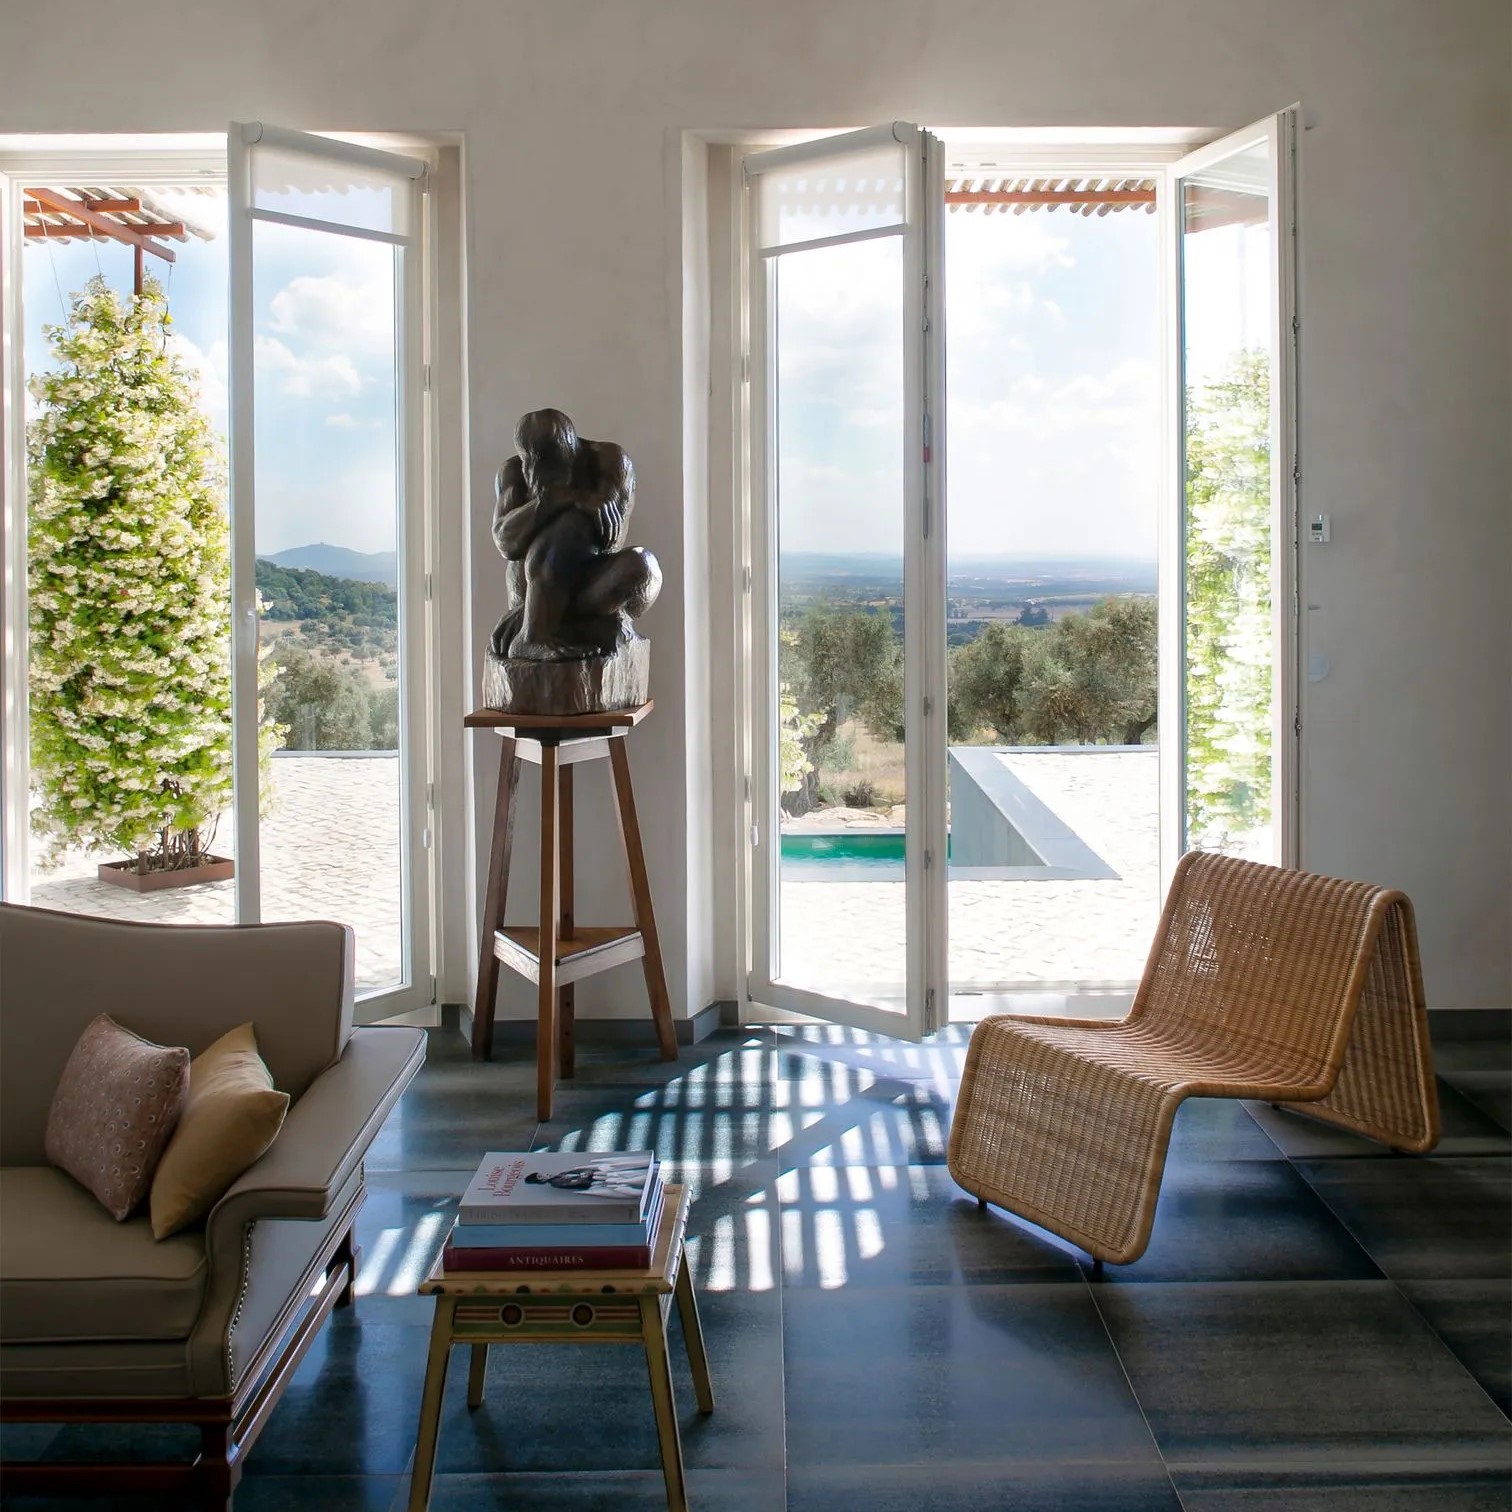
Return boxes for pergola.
[22,186,217,293]
[945,175,1157,217]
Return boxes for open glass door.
[228,123,432,1021]
[1162,111,1298,881]
[743,123,947,1039]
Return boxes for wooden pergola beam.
[24,188,177,292]
[25,223,185,241]
[24,197,142,215]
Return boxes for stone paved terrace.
[26,747,1159,1010]
[778,748,1161,1005]
[28,754,403,994]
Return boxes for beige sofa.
[0,903,426,1507]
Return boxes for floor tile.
[1171,1465,1512,1510]
[412,1467,785,1510]
[1397,1278,1512,1417]
[776,1163,1082,1287]
[243,1320,430,1477]
[1094,1280,1512,1465]
[1079,1158,1383,1284]
[783,1283,1164,1469]
[235,1475,403,1511]
[1244,1082,1511,1159]
[788,1461,1183,1511]
[1160,1098,1288,1165]
[1295,1156,1512,1279]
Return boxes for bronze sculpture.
[484,409,661,713]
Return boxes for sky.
[775,200,1162,562]
[23,185,399,558]
[24,163,1269,568]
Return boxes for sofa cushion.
[45,1014,189,1220]
[150,1023,290,1240]
[0,1167,207,1343]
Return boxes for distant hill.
[254,559,397,662]
[259,543,398,588]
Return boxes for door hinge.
[750,822,760,849]
[741,352,750,384]
[925,987,937,1033]
[1293,712,1302,737]
[427,781,435,810]
[422,363,432,392]
[923,493,932,540]
[1292,459,1301,486]
[924,848,934,869]
[743,774,751,802]
[922,696,934,717]
[424,571,434,602]
[922,411,933,464]
[429,975,438,1003]
[742,565,753,594]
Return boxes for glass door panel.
[771,233,907,1007]
[1172,118,1295,866]
[745,123,945,1040]
[230,123,430,1019]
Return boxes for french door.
[228,123,433,1021]
[743,123,948,1040]
[741,112,1296,1038]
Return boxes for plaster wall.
[2,0,1507,1011]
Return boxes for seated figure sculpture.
[490,408,661,662]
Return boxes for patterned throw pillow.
[45,1014,190,1221]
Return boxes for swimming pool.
[780,830,920,877]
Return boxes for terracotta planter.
[97,855,235,894]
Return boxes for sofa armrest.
[206,1026,425,1245]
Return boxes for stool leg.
[639,1296,688,1512]
[674,1251,715,1413]
[472,737,519,1061]
[467,1343,488,1408]
[608,738,679,1062]
[408,1299,455,1511]
[537,744,561,1122]
[559,763,576,1080]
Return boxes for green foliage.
[778,682,821,795]
[950,597,1157,746]
[26,275,280,866]
[267,646,398,751]
[255,558,397,653]
[1184,350,1271,847]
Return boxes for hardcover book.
[458,1151,658,1225]
[449,1184,664,1250]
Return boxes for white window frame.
[0,131,456,1023]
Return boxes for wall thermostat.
[1309,514,1331,544]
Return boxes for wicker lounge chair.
[947,851,1440,1266]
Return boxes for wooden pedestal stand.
[466,701,677,1119]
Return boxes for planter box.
[97,856,235,894]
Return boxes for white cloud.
[325,412,359,428]
[167,332,229,432]
[254,335,362,399]
[267,264,394,357]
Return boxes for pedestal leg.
[608,739,679,1062]
[467,1343,488,1409]
[408,1299,455,1512]
[537,744,561,1122]
[558,763,576,1080]
[674,1251,715,1414]
[472,737,519,1061]
[639,1296,688,1512]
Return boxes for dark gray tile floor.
[4,1019,1508,1510]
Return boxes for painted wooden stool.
[407,1183,713,1512]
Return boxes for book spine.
[457,1203,645,1226]
[442,1243,652,1271]
[448,1223,650,1248]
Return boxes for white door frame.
[1162,109,1300,885]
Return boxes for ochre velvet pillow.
[149,1022,290,1240]
[45,1014,190,1221]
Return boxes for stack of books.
[442,1151,663,1271]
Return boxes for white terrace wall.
[2,0,1507,1015]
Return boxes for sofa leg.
[335,1223,361,1308]
[196,1422,238,1511]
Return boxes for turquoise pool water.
[780,831,940,876]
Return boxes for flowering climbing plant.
[26,274,280,872]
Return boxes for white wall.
[4,0,1507,1011]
